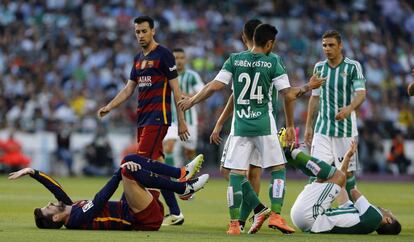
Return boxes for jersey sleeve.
[215,55,233,85]
[272,56,290,91]
[191,71,205,93]
[311,63,322,96]
[351,61,366,91]
[30,170,73,205]
[90,169,122,213]
[129,57,137,82]
[161,49,179,81]
[69,169,122,224]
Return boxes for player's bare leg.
[122,174,154,213]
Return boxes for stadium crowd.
[0,0,413,173]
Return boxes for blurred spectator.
[387,131,412,175]
[82,127,114,176]
[55,122,74,176]
[0,130,30,173]
[359,129,387,173]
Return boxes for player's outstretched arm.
[294,73,326,98]
[9,168,73,205]
[281,88,296,145]
[210,94,234,145]
[170,77,190,141]
[97,80,137,118]
[305,95,319,147]
[178,80,226,111]
[340,141,357,174]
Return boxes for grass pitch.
[1,175,413,242]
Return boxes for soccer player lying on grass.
[8,154,208,231]
[279,130,401,234]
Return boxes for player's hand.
[8,167,35,180]
[178,96,193,111]
[285,126,296,146]
[344,140,357,159]
[178,121,190,141]
[210,124,223,145]
[121,162,141,172]
[304,127,313,147]
[335,106,352,121]
[97,105,111,118]
[308,72,326,89]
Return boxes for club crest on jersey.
[82,200,94,213]
[340,71,348,78]
[141,60,147,69]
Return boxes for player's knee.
[220,166,230,181]
[333,170,346,187]
[163,140,175,154]
[248,166,261,182]
[121,167,135,180]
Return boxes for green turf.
[0,175,413,242]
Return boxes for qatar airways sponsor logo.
[138,76,152,87]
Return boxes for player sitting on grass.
[278,129,401,234]
[8,154,208,231]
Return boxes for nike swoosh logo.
[169,65,177,71]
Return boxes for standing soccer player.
[97,16,190,224]
[179,24,297,235]
[304,30,366,198]
[162,48,204,225]
[210,19,295,234]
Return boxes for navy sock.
[122,154,182,178]
[121,167,186,194]
[161,189,181,215]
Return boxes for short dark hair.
[377,218,401,235]
[34,208,64,229]
[253,23,278,47]
[134,16,155,29]
[322,30,342,44]
[243,19,262,41]
[173,48,185,53]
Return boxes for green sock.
[165,153,174,166]
[228,173,244,220]
[239,181,254,222]
[346,175,356,200]
[288,149,336,180]
[269,168,286,214]
[241,180,261,214]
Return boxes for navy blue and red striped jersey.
[129,44,178,127]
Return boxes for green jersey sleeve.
[222,54,234,73]
[351,61,366,91]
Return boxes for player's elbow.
[356,90,366,100]
[284,89,297,102]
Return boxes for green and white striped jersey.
[311,196,383,234]
[312,57,366,137]
[229,88,278,135]
[171,69,204,126]
[216,51,290,136]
